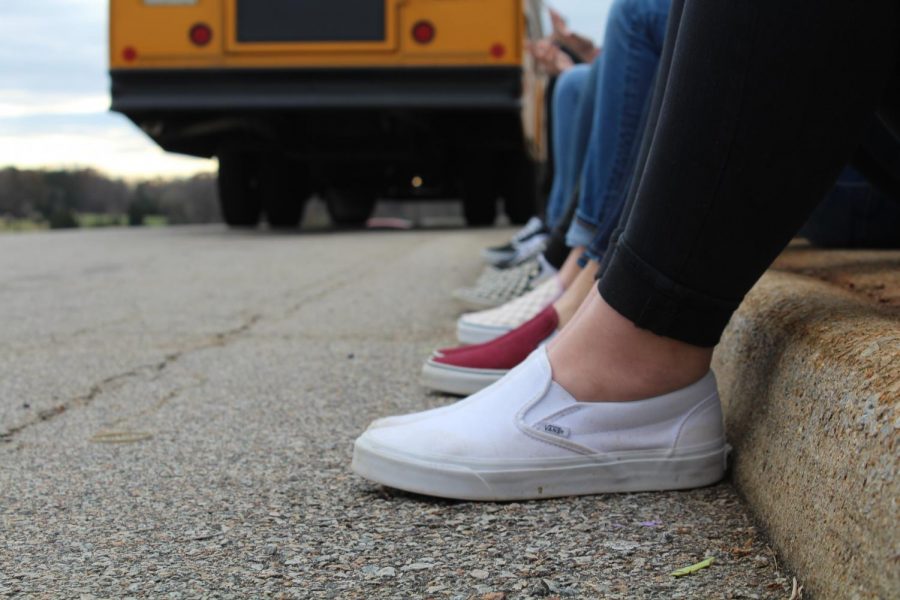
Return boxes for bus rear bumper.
[110,66,524,112]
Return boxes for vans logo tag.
[542,424,570,438]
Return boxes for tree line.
[0,167,220,228]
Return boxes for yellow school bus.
[109,0,547,227]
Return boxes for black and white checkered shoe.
[453,255,557,310]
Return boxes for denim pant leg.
[544,65,592,229]
[799,166,900,248]
[545,60,604,231]
[566,0,672,251]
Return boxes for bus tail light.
[190,23,213,47]
[412,21,435,44]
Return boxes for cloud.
[0,124,215,179]
[0,92,109,119]
[0,0,107,96]
[0,107,214,179]
[0,0,214,177]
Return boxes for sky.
[0,0,611,179]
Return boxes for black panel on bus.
[236,0,386,43]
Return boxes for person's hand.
[528,38,574,76]
[549,8,570,39]
[549,7,600,63]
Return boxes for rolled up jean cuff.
[583,228,610,264]
[597,239,742,347]
[565,216,598,251]
[582,246,605,265]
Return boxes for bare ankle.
[553,259,600,328]
[548,289,713,401]
[557,246,586,288]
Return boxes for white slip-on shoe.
[352,347,730,501]
[457,277,563,345]
[365,350,545,430]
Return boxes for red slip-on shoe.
[421,305,559,396]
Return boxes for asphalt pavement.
[0,226,795,599]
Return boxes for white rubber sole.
[456,320,512,345]
[352,436,731,501]
[420,360,506,396]
[451,290,505,311]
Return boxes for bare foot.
[548,288,713,402]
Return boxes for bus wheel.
[217,151,262,228]
[462,160,498,226]
[463,192,498,226]
[325,189,376,228]
[260,158,309,229]
[502,156,538,225]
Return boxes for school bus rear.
[110,0,546,228]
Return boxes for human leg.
[354,0,900,500]
[544,65,592,229]
[551,0,900,404]
[598,0,899,347]
[565,0,671,250]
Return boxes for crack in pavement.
[0,313,262,443]
[102,373,210,430]
[0,234,432,443]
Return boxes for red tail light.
[122,46,138,62]
[412,21,435,44]
[190,23,213,46]
[490,43,506,59]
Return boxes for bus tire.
[502,156,538,225]
[217,151,262,228]
[325,189,376,227]
[462,158,498,226]
[260,158,309,229]
[463,192,498,226]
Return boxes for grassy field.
[0,217,47,232]
[0,214,170,233]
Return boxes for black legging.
[598,0,900,347]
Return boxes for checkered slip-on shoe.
[456,277,563,344]
[453,255,556,310]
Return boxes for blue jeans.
[565,0,672,259]
[800,166,900,248]
[544,64,595,229]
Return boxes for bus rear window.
[236,0,386,43]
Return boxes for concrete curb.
[713,249,899,599]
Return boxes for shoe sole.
[420,360,506,396]
[456,321,512,345]
[352,437,730,501]
[481,249,517,267]
[452,290,506,311]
